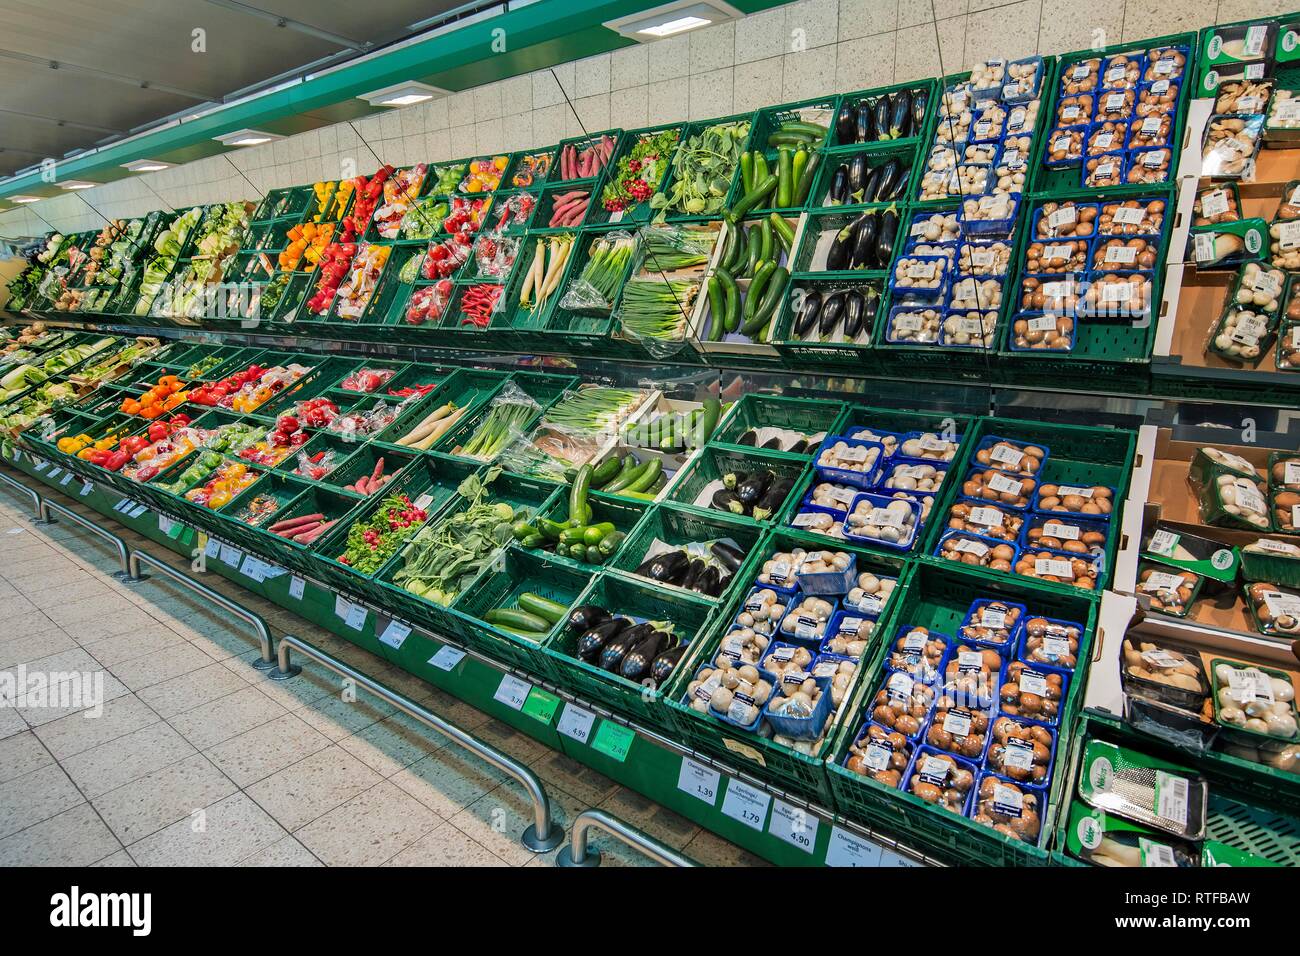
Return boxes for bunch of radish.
[548,190,590,227]
[558,135,615,180]
[342,457,391,496]
[268,514,335,544]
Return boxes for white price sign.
[493,674,531,710]
[428,645,466,671]
[677,758,721,806]
[288,576,305,600]
[825,826,883,867]
[378,619,411,650]
[556,703,597,744]
[769,799,818,854]
[721,779,771,831]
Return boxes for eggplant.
[620,628,672,681]
[642,549,688,583]
[820,288,846,336]
[842,288,866,340]
[680,558,706,591]
[578,617,630,661]
[848,154,869,197]
[566,604,610,633]
[836,104,857,145]
[912,89,928,134]
[712,488,746,514]
[826,222,856,271]
[736,471,772,506]
[859,164,883,205]
[819,290,846,338]
[828,165,849,205]
[752,477,795,521]
[873,159,901,204]
[794,289,823,337]
[650,644,688,685]
[873,95,891,142]
[855,101,873,143]
[761,437,783,450]
[722,470,745,490]
[788,439,809,455]
[851,211,878,270]
[600,622,654,672]
[737,428,758,446]
[888,167,911,202]
[710,540,746,573]
[890,89,913,139]
[876,205,899,270]
[692,565,722,597]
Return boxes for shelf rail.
[556,809,696,868]
[36,497,133,579]
[0,466,42,519]
[127,549,276,669]
[269,633,564,853]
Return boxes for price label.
[721,779,771,831]
[769,799,818,854]
[79,481,93,497]
[826,826,883,867]
[1104,92,1127,112]
[556,703,596,744]
[1092,131,1114,151]
[1043,520,1082,541]
[59,471,73,487]
[1035,557,1075,579]
[1155,771,1190,826]
[204,537,220,559]
[591,720,634,762]
[428,645,466,671]
[162,518,181,542]
[943,708,973,736]
[989,443,1025,468]
[1277,220,1300,250]
[218,544,242,568]
[288,576,305,600]
[955,537,990,557]
[128,503,149,519]
[1105,244,1138,264]
[32,459,48,472]
[521,687,560,723]
[993,783,1025,816]
[1199,188,1230,220]
[343,603,367,632]
[1141,838,1178,867]
[968,506,1004,528]
[677,757,721,805]
[1020,669,1050,696]
[1047,205,1077,230]
[1060,105,1082,122]
[1253,537,1300,556]
[1244,24,1267,55]
[379,619,411,650]
[47,467,62,480]
[238,554,265,581]
[1115,204,1148,226]
[1263,590,1300,621]
[1028,314,1059,333]
[1193,232,1216,264]
[493,674,532,710]
[988,472,1024,496]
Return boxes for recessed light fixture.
[604,0,740,41]
[9,195,42,203]
[122,159,175,173]
[359,82,449,108]
[214,129,283,147]
[58,180,97,190]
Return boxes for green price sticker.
[521,688,560,724]
[591,721,635,762]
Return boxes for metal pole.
[270,634,563,853]
[127,550,276,669]
[0,468,42,519]
[34,498,132,578]
[556,808,696,868]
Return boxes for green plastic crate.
[809,141,917,211]
[711,392,847,454]
[371,368,510,450]
[585,124,683,226]
[654,112,757,222]
[521,489,647,570]
[213,472,312,553]
[667,445,809,522]
[827,78,940,155]
[746,95,840,215]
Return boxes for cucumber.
[716,266,740,333]
[604,460,648,494]
[518,591,568,625]
[624,457,662,493]
[589,455,622,488]
[485,608,550,632]
[569,464,592,524]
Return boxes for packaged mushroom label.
[1078,740,1208,839]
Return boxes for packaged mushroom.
[816,438,883,482]
[1062,58,1100,95]
[1192,445,1262,481]
[871,669,935,738]
[1035,201,1097,239]
[788,508,843,537]
[805,480,864,513]
[1125,148,1171,184]
[887,625,948,681]
[1211,660,1299,743]
[1084,153,1125,188]
[974,438,1045,476]
[969,59,1007,93]
[1054,94,1092,128]
[1267,89,1300,131]
[1203,470,1271,530]
[1095,88,1136,121]
[1044,127,1084,165]
[960,599,1024,647]
[1023,514,1108,554]
[908,749,976,814]
[1194,185,1241,226]
[756,551,822,592]
[988,717,1055,785]
[1128,112,1173,150]
[957,239,1012,275]
[1000,661,1065,723]
[973,775,1043,843]
[1020,275,1080,312]
[822,612,874,658]
[993,136,1030,194]
[1243,582,1300,637]
[1015,549,1099,589]
[843,569,897,617]
[927,695,992,759]
[1022,618,1081,670]
[1270,217,1300,270]
[892,255,948,296]
[1136,79,1179,116]
[909,211,960,244]
[1026,238,1088,273]
[899,431,960,461]
[1280,319,1300,370]
[845,724,913,787]
[735,587,790,636]
[1215,78,1272,115]
[812,655,856,708]
[1002,57,1044,101]
[970,104,1006,143]
[1034,482,1115,517]
[1121,637,1209,705]
[885,305,942,344]
[890,490,934,523]
[1099,198,1165,236]
[778,594,836,643]
[1279,181,1300,222]
[941,645,1003,711]
[688,661,774,728]
[956,163,991,197]
[1004,99,1039,136]
[960,192,1017,230]
[1092,237,1158,270]
[1137,562,1202,617]
[1144,47,1186,82]
[714,626,771,667]
[1209,303,1275,363]
[1083,273,1151,316]
[849,427,900,456]
[1235,261,1286,313]
[844,494,920,549]
[1274,452,1300,491]
[949,276,1002,310]
[945,499,1024,541]
[1201,114,1264,180]
[881,460,946,493]
[1086,120,1127,156]
[942,310,998,348]
[936,530,1018,570]
[794,549,854,593]
[1101,53,1142,91]
[765,673,831,737]
[1010,312,1075,351]
[962,466,1036,508]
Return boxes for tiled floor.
[0,470,766,867]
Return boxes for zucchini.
[518,591,568,625]
[604,460,648,494]
[767,131,816,147]
[776,147,794,208]
[485,608,551,632]
[520,533,545,549]
[589,455,622,488]
[625,457,662,493]
[729,173,778,223]
[693,397,721,448]
[511,521,538,540]
[597,530,625,556]
[569,464,592,524]
[781,120,828,138]
[585,545,603,564]
[770,212,795,250]
[741,266,789,336]
[706,274,725,341]
[745,260,777,321]
[583,522,617,546]
[536,518,568,541]
[716,266,740,333]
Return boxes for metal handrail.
[127,549,276,669]
[36,498,132,578]
[556,809,696,868]
[0,467,42,519]
[270,633,563,853]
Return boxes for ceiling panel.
[250,0,464,45]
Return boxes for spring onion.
[619,276,698,342]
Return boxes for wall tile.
[1037,0,1124,54]
[610,85,650,130]
[782,45,838,100]
[474,83,503,119]
[733,57,786,113]
[503,112,534,152]
[425,130,451,162]
[499,75,532,115]
[690,22,736,73]
[690,67,735,119]
[785,0,842,49]
[533,103,570,145]
[573,94,612,132]
[575,53,612,97]
[379,110,403,140]
[1218,0,1297,20]
[450,124,478,157]
[425,97,450,130]
[1121,0,1219,42]
[736,7,787,63]
[839,0,898,40]
[647,34,690,80]
[835,33,896,92]
[611,44,649,90]
[966,1,1040,65]
[532,70,564,109]
[646,76,689,125]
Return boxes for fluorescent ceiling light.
[359,81,448,107]
[214,129,283,147]
[122,159,174,173]
[605,1,740,41]
[9,195,41,203]
[58,180,97,190]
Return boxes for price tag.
[1105,244,1138,264]
[1140,838,1178,867]
[1104,92,1127,113]
[428,645,465,671]
[556,703,596,744]
[218,544,242,568]
[1253,537,1300,556]
[1020,669,1050,696]
[1028,314,1059,333]
[1060,105,1082,123]
[1193,232,1216,264]
[989,443,1025,468]
[993,783,1025,816]
[47,466,62,480]
[955,537,990,557]
[1285,462,1300,486]
[826,826,882,867]
[1244,24,1267,56]
[521,687,560,723]
[204,537,220,559]
[1047,205,1077,231]
[79,481,94,497]
[128,503,149,519]
[1277,220,1300,250]
[1263,590,1300,621]
[288,576,305,600]
[238,554,264,581]
[343,603,367,631]
[943,708,973,736]
[769,799,818,854]
[59,471,74,487]
[1092,131,1114,151]
[1200,188,1230,219]
[591,720,634,762]
[1155,771,1189,825]
[967,506,1004,528]
[32,459,48,472]
[1043,520,1081,541]
[677,758,721,805]
[379,619,411,650]
[413,493,434,511]
[988,472,1023,496]
[721,779,770,830]
[1035,557,1074,579]
[493,674,531,711]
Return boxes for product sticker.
[1106,65,1127,84]
[1279,99,1300,122]
[1093,132,1115,151]
[1140,115,1164,137]
[1141,649,1186,670]
[837,617,864,636]
[1230,313,1267,346]
[906,261,938,280]
[1200,189,1230,219]
[1061,105,1082,122]
[864,742,893,772]
[1233,478,1268,514]
[868,506,905,528]
[943,709,973,736]
[1244,24,1267,56]
[993,783,1026,817]
[1239,95,1264,112]
[1106,245,1138,264]
[1193,232,1216,263]
[974,120,993,139]
[1004,738,1037,771]
[1148,528,1179,556]
[918,755,951,785]
[852,592,883,615]
[1151,79,1171,95]
[1043,279,1075,301]
[771,645,796,662]
[1042,636,1072,660]
[1008,108,1027,131]
[727,692,756,724]
[903,629,929,651]
[990,445,1024,470]
[955,315,989,336]
[1048,205,1078,230]
[782,670,810,689]
[1263,590,1300,621]
[839,444,870,463]
[1285,461,1300,485]
[1053,135,1074,153]
[957,651,983,674]
[1140,838,1178,867]
[1294,504,1300,527]
[1043,520,1081,540]
[977,194,1003,212]
[1277,220,1300,250]
[1105,92,1127,112]
[988,472,1024,496]
[955,537,990,557]
[894,314,924,333]
[1142,150,1167,169]
[832,485,859,506]
[1072,64,1091,80]
[1247,270,1282,299]
[720,635,744,662]
[1094,160,1117,179]
[795,615,820,640]
[1114,204,1149,227]
[911,221,930,237]
[1226,666,1274,702]
[1142,571,1185,593]
[791,512,821,528]
[768,560,793,586]
[886,671,915,703]
[813,660,841,679]
[694,672,722,703]
[1101,280,1136,302]
[1020,670,1050,696]
[1155,770,1190,826]
[1252,537,1300,555]
[969,246,995,269]
[967,505,1005,528]
[1058,484,1096,498]
[745,592,768,612]
[1002,149,1025,171]
[1036,557,1075,579]
[1028,314,1060,333]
